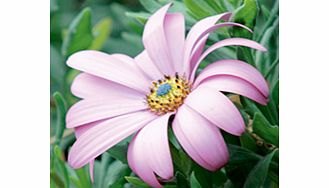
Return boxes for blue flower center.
[156,83,172,96]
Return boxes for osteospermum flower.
[66,3,269,187]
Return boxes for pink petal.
[67,50,150,94]
[182,13,232,75]
[68,111,156,168]
[190,38,267,81]
[89,160,94,182]
[173,105,229,171]
[193,59,269,97]
[74,121,103,182]
[185,85,245,136]
[164,13,185,75]
[142,3,176,76]
[66,98,148,128]
[71,73,145,99]
[188,22,252,76]
[128,137,163,188]
[135,50,163,81]
[196,75,268,105]
[128,113,173,188]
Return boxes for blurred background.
[51,0,278,187]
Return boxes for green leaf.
[190,172,202,188]
[183,0,217,19]
[53,92,67,145]
[272,80,279,108]
[240,132,258,152]
[227,145,261,165]
[243,150,277,188]
[256,0,279,42]
[125,176,151,188]
[50,171,65,188]
[89,18,112,50]
[50,0,58,14]
[170,143,192,177]
[75,167,92,188]
[212,170,228,187]
[94,153,112,188]
[252,113,279,146]
[50,45,65,94]
[232,0,258,31]
[255,18,279,75]
[105,161,130,188]
[176,171,189,188]
[107,142,128,164]
[139,0,163,13]
[125,12,150,25]
[225,145,262,187]
[192,164,212,188]
[62,7,93,57]
[53,145,70,188]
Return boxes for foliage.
[50,0,279,187]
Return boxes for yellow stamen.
[147,74,191,115]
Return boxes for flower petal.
[173,104,229,171]
[185,85,245,136]
[66,97,148,128]
[182,13,232,75]
[128,137,163,188]
[188,22,252,76]
[67,50,150,94]
[190,38,267,81]
[71,73,145,99]
[196,75,268,105]
[135,50,163,81]
[74,121,104,182]
[164,13,185,75]
[68,111,156,168]
[128,113,173,188]
[142,3,176,76]
[193,59,269,97]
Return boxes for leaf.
[53,92,67,145]
[75,167,92,188]
[53,145,70,188]
[225,145,262,187]
[183,0,217,19]
[107,142,128,164]
[231,0,259,66]
[89,18,112,50]
[232,0,258,31]
[125,176,151,188]
[176,171,189,188]
[125,12,150,25]
[252,113,279,146]
[190,172,202,188]
[243,150,277,188]
[94,153,112,188]
[255,18,279,74]
[50,45,65,94]
[256,0,279,42]
[105,161,130,188]
[50,171,65,188]
[192,164,212,188]
[240,132,258,152]
[61,7,93,57]
[170,143,192,177]
[50,0,58,14]
[139,0,163,13]
[227,145,261,165]
[272,80,279,108]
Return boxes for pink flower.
[66,3,268,188]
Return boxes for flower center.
[147,74,191,115]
